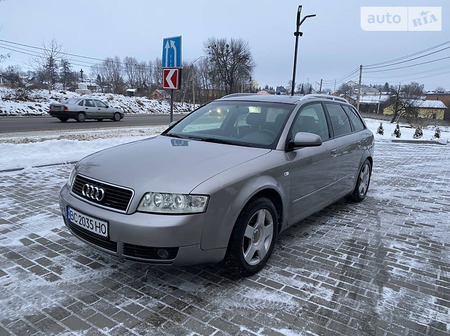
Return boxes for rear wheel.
[112,112,121,121]
[224,197,278,276]
[76,113,86,122]
[97,119,103,122]
[349,159,372,202]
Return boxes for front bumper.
[59,184,226,266]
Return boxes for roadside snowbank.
[0,88,195,116]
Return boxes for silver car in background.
[49,97,124,122]
[59,94,374,276]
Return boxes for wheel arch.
[198,176,287,251]
[243,188,284,233]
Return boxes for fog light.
[157,248,170,259]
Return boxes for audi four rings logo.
[82,184,105,201]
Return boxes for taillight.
[64,106,68,112]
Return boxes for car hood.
[76,135,271,193]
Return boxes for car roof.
[217,93,350,105]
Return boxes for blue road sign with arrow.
[162,36,182,68]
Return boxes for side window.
[343,105,365,132]
[95,100,108,108]
[84,99,95,107]
[291,103,329,141]
[325,103,352,137]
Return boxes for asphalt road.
[0,114,185,134]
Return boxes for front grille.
[67,221,117,252]
[123,243,178,261]
[72,175,133,212]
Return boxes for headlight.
[67,167,77,188]
[137,192,209,214]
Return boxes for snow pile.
[365,119,449,144]
[0,88,195,116]
[0,126,166,171]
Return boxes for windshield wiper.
[164,133,188,139]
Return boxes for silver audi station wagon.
[59,94,374,276]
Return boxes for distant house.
[347,94,391,114]
[149,89,170,100]
[426,92,450,120]
[126,88,138,97]
[383,99,448,120]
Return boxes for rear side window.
[325,103,352,137]
[343,105,365,132]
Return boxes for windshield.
[163,101,294,149]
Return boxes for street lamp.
[291,5,316,96]
[191,56,206,106]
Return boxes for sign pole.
[170,89,174,123]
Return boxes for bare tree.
[204,37,255,95]
[151,58,162,87]
[124,56,139,88]
[2,65,23,88]
[97,57,124,94]
[33,39,63,92]
[390,82,425,123]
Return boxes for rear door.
[82,99,97,118]
[324,102,361,194]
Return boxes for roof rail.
[220,93,255,99]
[302,94,349,103]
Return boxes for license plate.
[67,207,109,238]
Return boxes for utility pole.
[356,65,363,111]
[319,79,323,93]
[291,5,316,96]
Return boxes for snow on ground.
[0,114,449,335]
[0,127,166,171]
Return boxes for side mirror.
[290,132,322,149]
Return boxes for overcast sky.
[1,0,449,91]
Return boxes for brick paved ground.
[0,141,449,336]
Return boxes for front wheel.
[349,159,372,202]
[224,198,278,276]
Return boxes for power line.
[321,40,450,88]
[364,56,450,73]
[364,46,450,71]
[0,38,156,71]
[364,40,450,69]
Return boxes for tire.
[76,113,86,122]
[58,117,68,122]
[349,159,372,202]
[224,197,278,276]
[97,119,103,122]
[112,112,121,121]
